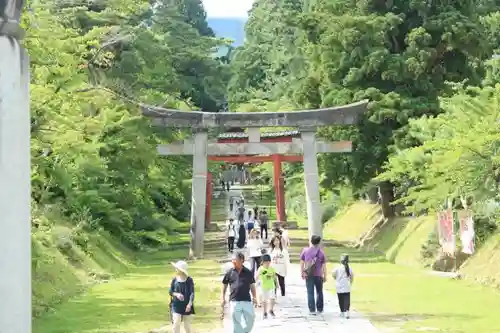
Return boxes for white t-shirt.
[247,238,262,257]
[226,221,237,237]
[270,248,290,277]
[333,265,353,293]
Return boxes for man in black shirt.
[221,252,257,332]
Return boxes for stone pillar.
[189,130,208,258]
[0,10,32,333]
[301,130,322,239]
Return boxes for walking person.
[300,235,327,315]
[259,209,269,240]
[247,210,256,233]
[236,223,246,249]
[333,254,354,318]
[237,203,246,224]
[255,254,278,319]
[269,236,290,297]
[229,197,234,212]
[221,252,257,333]
[247,229,263,275]
[169,261,195,333]
[226,218,237,253]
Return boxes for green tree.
[378,84,500,221]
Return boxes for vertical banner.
[437,209,455,255]
[458,210,475,254]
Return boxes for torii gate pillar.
[190,130,208,258]
[0,4,32,333]
[272,155,286,223]
[301,130,322,239]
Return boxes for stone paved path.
[217,263,379,333]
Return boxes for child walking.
[169,261,195,333]
[332,254,354,318]
[255,254,278,319]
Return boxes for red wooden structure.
[204,130,304,225]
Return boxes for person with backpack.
[333,254,354,318]
[169,261,195,333]
[226,218,237,253]
[299,235,327,315]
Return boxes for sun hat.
[171,260,189,276]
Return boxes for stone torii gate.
[142,100,368,257]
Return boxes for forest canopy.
[26,0,230,249]
[228,0,500,227]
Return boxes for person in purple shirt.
[299,235,327,315]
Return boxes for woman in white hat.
[169,260,195,333]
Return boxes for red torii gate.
[203,130,352,227]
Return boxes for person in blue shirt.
[169,261,195,333]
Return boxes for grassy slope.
[32,210,192,318]
[323,201,382,243]
[460,232,500,288]
[364,215,436,267]
[310,201,500,333]
[32,227,134,317]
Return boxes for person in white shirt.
[269,236,290,297]
[226,218,237,253]
[332,254,354,318]
[247,229,263,274]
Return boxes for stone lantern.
[0,1,30,333]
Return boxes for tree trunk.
[379,181,395,218]
[365,186,379,204]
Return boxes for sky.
[202,0,254,18]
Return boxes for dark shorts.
[247,222,254,231]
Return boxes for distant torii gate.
[207,130,352,223]
[142,100,368,257]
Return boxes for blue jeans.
[230,301,255,333]
[305,276,324,313]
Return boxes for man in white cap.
[169,260,195,333]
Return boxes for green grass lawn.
[332,262,500,333]
[33,246,224,333]
[287,229,500,333]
